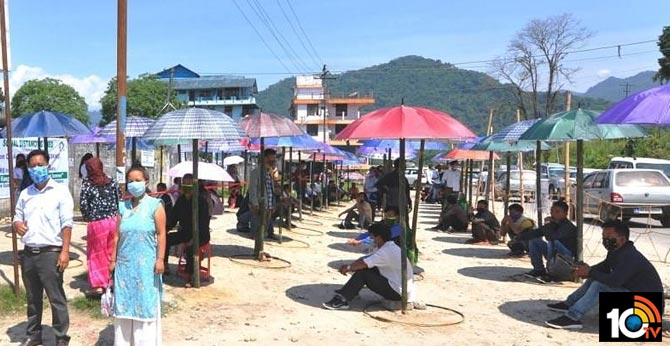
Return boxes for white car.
[405,168,430,189]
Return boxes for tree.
[100,74,183,125]
[11,78,89,123]
[654,26,670,84]
[491,14,593,118]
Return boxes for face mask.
[510,213,521,221]
[127,181,147,198]
[28,166,50,184]
[602,237,618,251]
[477,207,486,213]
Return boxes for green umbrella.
[518,109,648,264]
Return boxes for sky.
[5,0,670,110]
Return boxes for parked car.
[494,170,537,201]
[608,156,670,177]
[577,169,670,226]
[547,167,576,196]
[405,168,430,189]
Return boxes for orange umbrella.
[439,148,499,161]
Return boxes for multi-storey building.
[156,64,257,121]
[290,75,374,147]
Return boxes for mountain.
[257,56,610,135]
[583,71,657,102]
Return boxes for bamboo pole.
[191,139,201,288]
[468,159,474,208]
[410,139,425,261]
[535,141,543,225]
[398,138,408,313]
[279,146,286,243]
[575,140,584,262]
[254,138,267,260]
[517,110,525,205]
[288,147,294,228]
[564,92,572,208]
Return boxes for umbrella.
[472,138,551,152]
[167,161,234,182]
[2,110,92,138]
[490,119,542,142]
[223,155,245,166]
[99,115,155,137]
[205,139,247,153]
[69,126,115,144]
[143,107,245,288]
[248,134,320,151]
[238,112,304,258]
[335,104,477,312]
[436,148,499,161]
[519,108,648,263]
[361,139,449,151]
[595,85,670,125]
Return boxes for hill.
[257,56,610,135]
[583,71,657,102]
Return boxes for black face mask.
[602,237,618,251]
[476,207,486,213]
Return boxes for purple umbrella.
[596,85,670,125]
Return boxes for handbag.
[547,252,575,282]
[100,285,114,317]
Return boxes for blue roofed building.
[156,64,258,120]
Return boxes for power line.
[231,0,292,73]
[275,0,321,70]
[285,0,323,64]
[245,0,312,73]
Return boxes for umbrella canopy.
[334,105,477,140]
[248,134,320,150]
[489,119,542,142]
[361,139,449,151]
[596,85,670,125]
[142,108,245,145]
[69,126,115,144]
[99,115,156,137]
[167,161,234,182]
[472,136,551,152]
[519,109,648,141]
[106,138,155,150]
[239,112,304,138]
[309,142,347,161]
[223,155,244,166]
[436,148,499,161]
[2,110,93,138]
[204,139,247,153]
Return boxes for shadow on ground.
[443,247,510,259]
[95,324,114,346]
[285,283,390,311]
[457,265,527,282]
[432,235,472,244]
[327,242,368,255]
[326,230,362,239]
[498,299,599,334]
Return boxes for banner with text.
[0,138,69,199]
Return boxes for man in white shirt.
[14,150,74,346]
[442,160,461,197]
[322,222,415,310]
[429,165,444,203]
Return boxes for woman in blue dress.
[110,165,166,345]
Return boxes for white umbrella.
[223,155,245,166]
[167,161,234,182]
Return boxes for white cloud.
[596,69,611,78]
[8,65,108,110]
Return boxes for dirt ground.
[0,201,668,346]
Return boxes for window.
[335,104,347,117]
[583,173,596,189]
[335,124,347,134]
[307,104,319,116]
[306,125,319,136]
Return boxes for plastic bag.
[100,286,114,317]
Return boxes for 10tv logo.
[600,292,663,342]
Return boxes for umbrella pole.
[487,151,495,214]
[177,144,182,163]
[398,138,408,313]
[410,139,425,262]
[322,154,328,210]
[297,151,303,221]
[159,146,164,184]
[504,154,511,235]
[44,137,49,157]
[279,146,286,243]
[575,139,584,263]
[535,141,543,226]
[255,138,267,260]
[475,161,483,206]
[288,147,293,229]
[96,143,100,158]
[191,139,201,288]
[310,153,315,213]
[131,137,137,164]
[243,150,248,195]
[468,159,474,208]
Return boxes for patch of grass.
[0,284,26,316]
[70,296,105,319]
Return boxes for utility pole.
[314,65,335,145]
[1,0,19,297]
[621,83,632,97]
[116,0,127,182]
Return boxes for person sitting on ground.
[501,203,535,256]
[519,200,577,279]
[236,193,252,233]
[544,220,664,330]
[429,194,468,232]
[323,222,415,310]
[338,192,372,229]
[273,183,298,228]
[349,206,401,247]
[465,200,501,244]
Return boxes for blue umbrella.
[249,134,320,151]
[2,110,92,138]
[490,119,542,142]
[361,139,449,151]
[69,126,115,144]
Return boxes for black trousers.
[20,251,70,341]
[336,267,401,302]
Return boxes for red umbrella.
[335,105,476,140]
[439,148,499,161]
[239,112,304,138]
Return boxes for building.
[156,64,258,121]
[290,75,374,146]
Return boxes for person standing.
[443,160,461,198]
[79,157,121,297]
[248,148,278,240]
[78,152,93,180]
[14,149,73,346]
[111,165,166,345]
